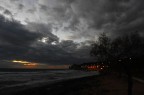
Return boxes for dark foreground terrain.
[0,73,144,95]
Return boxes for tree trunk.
[127,73,133,95]
[124,61,133,95]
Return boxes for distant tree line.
[90,31,144,95]
[90,32,144,69]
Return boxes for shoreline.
[0,73,99,95]
[1,73,144,95]
[14,75,100,95]
[0,70,98,95]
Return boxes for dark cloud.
[1,0,144,67]
[2,0,144,40]
[26,23,59,44]
[0,6,4,11]
[0,45,30,60]
[53,0,144,38]
[0,15,41,46]
[3,9,12,16]
[18,4,24,10]
[24,40,92,65]
[0,15,92,66]
[0,15,42,61]
[40,4,48,11]
[0,7,14,20]
[113,0,144,33]
[27,8,36,13]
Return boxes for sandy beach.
[1,72,144,95]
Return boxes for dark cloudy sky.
[0,0,144,68]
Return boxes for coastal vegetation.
[70,31,144,95]
[90,32,144,95]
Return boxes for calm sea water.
[0,69,99,90]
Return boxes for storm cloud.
[0,15,40,46]
[62,0,144,38]
[0,0,144,68]
[0,14,92,67]
[0,15,41,61]
[33,0,144,40]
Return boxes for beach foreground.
[1,73,144,95]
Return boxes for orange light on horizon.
[12,60,38,68]
[12,60,30,64]
[24,63,37,66]
[11,60,70,69]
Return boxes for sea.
[0,69,99,91]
